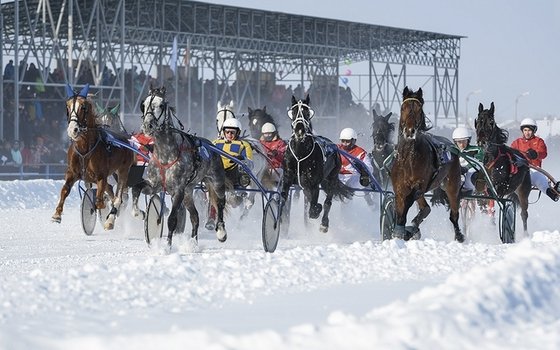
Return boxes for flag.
[170,36,178,75]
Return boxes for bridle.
[142,92,168,130]
[66,96,90,134]
[400,97,424,132]
[288,100,315,136]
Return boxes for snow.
[1,176,560,349]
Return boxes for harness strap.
[72,134,102,177]
[288,135,316,188]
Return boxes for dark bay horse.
[131,86,228,247]
[475,102,531,235]
[281,95,353,232]
[52,84,135,229]
[371,110,395,188]
[390,87,464,242]
[247,106,277,139]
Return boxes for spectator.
[10,140,23,166]
[3,59,14,80]
[31,136,51,164]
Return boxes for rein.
[288,135,316,188]
[72,132,102,177]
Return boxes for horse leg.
[445,183,464,243]
[408,196,431,240]
[166,190,186,247]
[183,194,199,241]
[104,169,129,230]
[307,187,322,219]
[241,189,255,220]
[130,180,151,220]
[208,184,227,243]
[517,179,531,237]
[393,191,415,239]
[52,173,77,223]
[319,193,334,233]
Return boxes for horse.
[52,84,135,230]
[247,106,277,140]
[214,101,273,218]
[474,102,531,235]
[281,95,353,232]
[131,86,228,247]
[371,109,395,188]
[95,103,127,134]
[390,86,464,242]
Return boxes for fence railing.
[0,163,67,180]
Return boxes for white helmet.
[339,127,357,140]
[222,118,242,131]
[452,126,471,141]
[261,122,276,134]
[520,118,537,132]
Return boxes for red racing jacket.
[511,135,547,167]
[259,138,287,169]
[337,144,371,175]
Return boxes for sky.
[1,170,560,349]
[204,0,560,123]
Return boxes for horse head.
[371,110,394,151]
[248,106,276,139]
[216,100,235,135]
[399,86,427,140]
[96,103,122,131]
[474,102,508,147]
[141,85,168,136]
[65,83,94,141]
[288,95,314,142]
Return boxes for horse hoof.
[205,219,216,231]
[455,233,465,243]
[216,222,227,242]
[403,226,420,240]
[392,225,406,240]
[309,204,322,219]
[51,216,61,223]
[104,223,115,230]
[319,225,328,233]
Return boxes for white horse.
[214,101,272,219]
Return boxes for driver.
[511,118,560,202]
[337,127,374,189]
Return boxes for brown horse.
[390,87,464,242]
[52,84,135,230]
[474,102,531,237]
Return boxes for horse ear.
[490,102,495,114]
[372,109,379,118]
[403,86,410,98]
[248,107,253,114]
[218,101,222,110]
[78,83,90,98]
[304,94,310,105]
[161,86,166,95]
[263,106,267,112]
[111,104,120,115]
[65,84,74,98]
[140,100,145,113]
[291,95,297,105]
[94,102,103,114]
[149,83,154,93]
[228,100,234,109]
[478,103,484,114]
[417,87,423,98]
[385,112,392,121]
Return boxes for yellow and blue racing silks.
[212,138,254,170]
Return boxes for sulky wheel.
[499,200,516,244]
[380,193,396,241]
[80,188,97,236]
[262,197,281,253]
[144,194,164,245]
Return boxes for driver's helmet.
[519,118,537,133]
[261,122,277,141]
[339,127,357,141]
[222,118,242,137]
[452,126,471,142]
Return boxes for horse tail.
[328,178,354,201]
[430,186,450,209]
